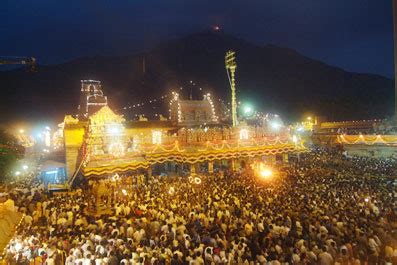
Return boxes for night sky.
[1,0,394,78]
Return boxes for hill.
[0,31,394,123]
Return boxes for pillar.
[208,161,214,174]
[240,158,249,170]
[176,163,183,176]
[231,158,239,171]
[190,163,196,176]
[269,155,276,166]
[147,167,152,179]
[282,153,289,165]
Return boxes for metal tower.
[225,50,238,127]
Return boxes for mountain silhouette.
[0,31,394,123]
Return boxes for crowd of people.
[2,148,397,264]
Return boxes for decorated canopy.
[337,134,397,145]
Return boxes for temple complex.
[59,84,304,189]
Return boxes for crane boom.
[0,56,36,71]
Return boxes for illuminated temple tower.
[169,92,219,127]
[78,80,108,118]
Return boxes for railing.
[84,125,293,162]
[88,135,295,162]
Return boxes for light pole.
[225,50,238,127]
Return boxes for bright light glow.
[307,116,312,121]
[270,121,281,130]
[122,189,127,195]
[260,168,273,179]
[22,165,28,170]
[108,126,121,136]
[297,126,304,132]
[44,131,51,147]
[364,197,369,203]
[45,126,51,130]
[168,186,175,195]
[292,135,298,143]
[45,170,58,175]
[152,130,162,144]
[239,129,249,140]
[14,242,22,252]
[19,129,24,134]
[243,104,254,117]
[251,162,275,180]
[244,106,252,114]
[15,171,21,176]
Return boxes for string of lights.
[118,93,170,111]
[117,79,218,114]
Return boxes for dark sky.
[1,0,394,77]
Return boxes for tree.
[0,129,24,182]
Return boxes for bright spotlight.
[260,168,273,179]
[19,129,24,134]
[270,121,281,130]
[22,165,28,170]
[251,162,276,180]
[121,189,127,195]
[14,242,22,252]
[168,187,175,195]
[15,171,21,176]
[45,126,51,131]
[108,126,120,135]
[292,135,298,143]
[244,106,252,114]
[243,104,254,117]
